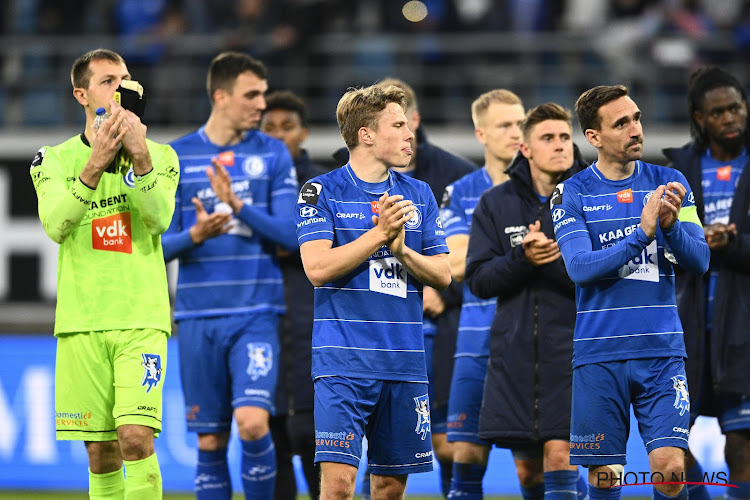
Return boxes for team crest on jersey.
[141,354,163,393]
[123,167,135,188]
[414,394,431,440]
[441,185,453,208]
[405,206,422,229]
[243,156,266,178]
[247,343,273,381]
[643,191,653,207]
[672,375,690,416]
[550,183,564,209]
[30,148,46,170]
[298,182,322,205]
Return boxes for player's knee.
[85,441,122,473]
[116,424,155,461]
[235,406,270,441]
[515,459,544,488]
[371,474,407,500]
[320,467,357,499]
[725,430,750,473]
[197,432,230,451]
[650,452,685,479]
[544,448,572,471]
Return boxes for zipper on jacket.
[532,203,544,440]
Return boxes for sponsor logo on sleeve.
[617,188,633,203]
[550,183,564,209]
[30,148,46,170]
[552,208,565,223]
[300,206,319,218]
[92,212,132,254]
[441,185,453,208]
[298,182,322,205]
[687,192,694,204]
[717,165,732,181]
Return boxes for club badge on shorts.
[247,343,273,381]
[414,394,431,440]
[140,354,162,393]
[672,375,690,416]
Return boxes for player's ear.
[474,127,486,145]
[584,129,600,149]
[520,142,531,159]
[73,87,87,107]
[359,127,374,146]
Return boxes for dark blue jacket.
[333,127,477,409]
[465,148,586,445]
[664,142,750,400]
[275,150,328,415]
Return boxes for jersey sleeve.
[296,179,334,245]
[662,171,710,275]
[161,167,196,262]
[30,146,96,244]
[130,142,179,236]
[553,181,651,285]
[420,186,448,255]
[440,183,469,238]
[233,145,298,250]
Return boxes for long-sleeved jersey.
[31,134,179,335]
[440,167,495,357]
[553,160,709,368]
[162,127,298,321]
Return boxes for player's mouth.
[722,129,742,139]
[403,147,413,155]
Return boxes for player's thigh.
[447,355,490,446]
[112,328,167,433]
[313,376,378,468]
[178,317,233,433]
[367,381,434,475]
[570,361,630,466]
[631,357,690,454]
[228,312,280,413]
[55,332,117,441]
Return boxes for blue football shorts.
[178,313,280,433]
[570,357,690,466]
[313,376,434,475]
[446,355,490,445]
[718,393,750,433]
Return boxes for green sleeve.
[678,205,703,228]
[31,147,96,244]
[130,142,180,236]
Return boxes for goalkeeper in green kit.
[30,49,179,499]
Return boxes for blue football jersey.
[164,127,298,320]
[553,160,702,368]
[440,167,496,357]
[296,164,449,382]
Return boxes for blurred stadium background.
[0,0,746,496]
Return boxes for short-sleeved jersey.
[296,164,448,382]
[553,160,700,368]
[440,167,496,357]
[166,127,298,320]
[31,134,179,335]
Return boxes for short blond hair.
[376,78,417,113]
[336,84,407,150]
[471,89,523,128]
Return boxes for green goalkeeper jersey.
[31,134,179,336]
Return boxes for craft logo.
[92,212,132,254]
[246,343,273,381]
[617,188,633,203]
[414,394,431,440]
[140,354,162,393]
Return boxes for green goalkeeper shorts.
[55,328,167,441]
